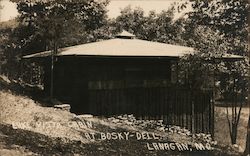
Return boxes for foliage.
[176,0,249,95]
[186,0,248,55]
[113,3,249,100]
[178,26,228,89]
[15,0,109,54]
[1,0,110,83]
[115,6,185,45]
[178,0,249,145]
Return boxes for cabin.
[22,31,243,135]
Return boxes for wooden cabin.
[24,31,243,135]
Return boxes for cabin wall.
[43,56,213,135]
[50,57,172,113]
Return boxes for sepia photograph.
[0,0,249,155]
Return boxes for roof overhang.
[22,38,244,61]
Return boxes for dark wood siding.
[51,56,172,105]
[43,56,213,135]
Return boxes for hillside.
[0,75,246,156]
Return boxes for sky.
[0,0,191,22]
[107,0,191,19]
[0,0,19,22]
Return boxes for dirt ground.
[214,106,249,152]
[0,131,37,156]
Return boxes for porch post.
[211,68,215,139]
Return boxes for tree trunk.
[244,115,250,155]
[231,123,237,144]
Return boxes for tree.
[244,115,250,155]
[115,6,146,38]
[177,26,230,88]
[244,6,250,153]
[186,0,248,56]
[115,5,185,45]
[17,0,108,98]
[14,0,109,55]
[2,0,109,87]
[181,0,249,145]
